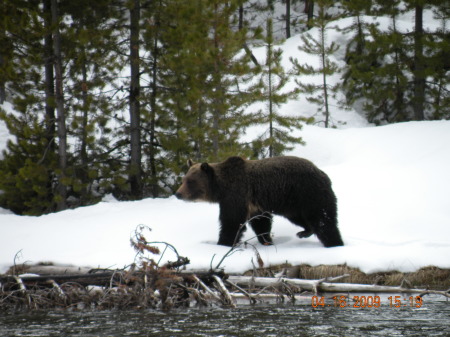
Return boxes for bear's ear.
[187,159,194,168]
[200,162,211,173]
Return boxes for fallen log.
[212,275,236,308]
[0,269,224,290]
[227,275,450,298]
[0,272,123,288]
[20,265,92,275]
[225,279,257,304]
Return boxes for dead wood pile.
[1,226,448,311]
[2,264,449,312]
[0,265,227,311]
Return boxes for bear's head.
[175,159,215,202]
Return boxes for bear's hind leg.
[249,212,273,245]
[288,212,344,247]
[314,220,344,247]
[286,215,313,239]
[314,208,344,247]
[297,228,313,239]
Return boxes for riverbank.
[1,260,449,312]
[244,264,450,291]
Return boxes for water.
[1,295,449,337]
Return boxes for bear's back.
[246,156,319,176]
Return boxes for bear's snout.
[175,183,187,200]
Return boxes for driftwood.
[1,272,124,288]
[12,265,92,275]
[211,275,236,308]
[2,268,450,311]
[227,275,450,298]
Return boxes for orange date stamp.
[311,295,423,308]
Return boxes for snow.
[1,11,449,275]
[1,120,449,275]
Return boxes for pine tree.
[158,0,259,163]
[0,106,58,214]
[342,0,410,123]
[290,0,341,128]
[207,0,260,160]
[428,0,450,119]
[153,0,211,187]
[343,0,449,123]
[0,0,14,103]
[139,0,177,197]
[0,0,125,213]
[405,0,449,120]
[128,0,143,199]
[0,0,59,214]
[340,0,373,105]
[252,18,305,158]
[63,0,125,204]
[0,1,55,215]
[140,0,161,197]
[50,0,69,211]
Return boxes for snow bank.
[1,121,449,274]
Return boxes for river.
[0,294,448,336]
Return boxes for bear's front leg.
[218,203,248,247]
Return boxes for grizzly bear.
[175,156,343,248]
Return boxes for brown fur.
[176,156,344,247]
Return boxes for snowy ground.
[1,11,449,275]
[1,120,449,275]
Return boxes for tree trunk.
[238,4,244,31]
[0,56,4,102]
[80,58,90,201]
[129,0,142,199]
[267,20,274,157]
[413,3,425,121]
[269,69,273,158]
[305,0,314,30]
[212,3,220,160]
[320,13,330,128]
[149,23,159,198]
[0,0,6,104]
[0,56,4,103]
[43,0,56,150]
[51,0,67,211]
[285,0,291,38]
